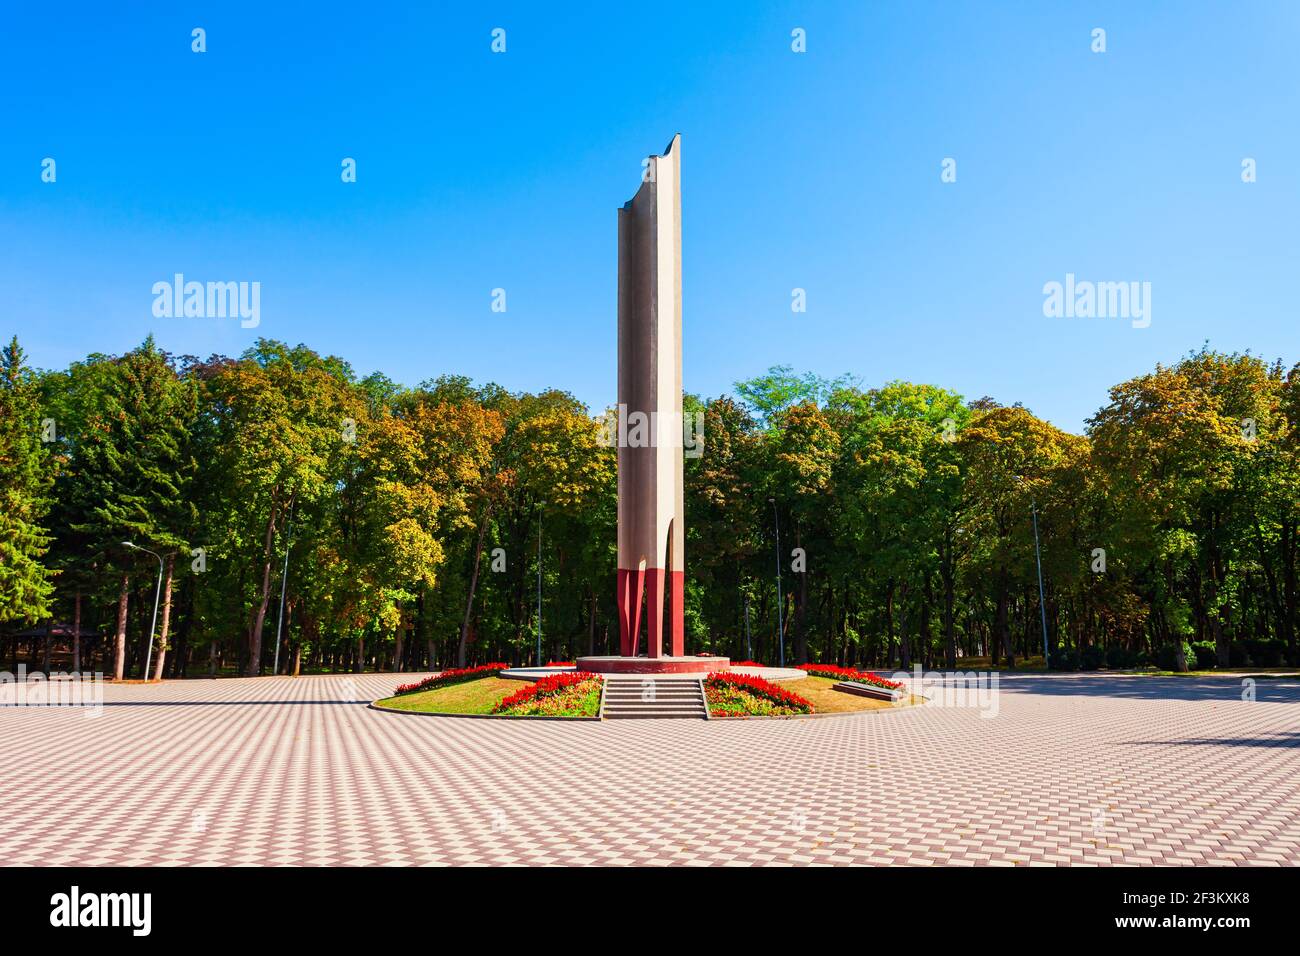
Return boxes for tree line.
[1,335,1296,677]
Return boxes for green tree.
[0,336,55,625]
[205,340,364,676]
[1090,350,1276,666]
[47,339,197,679]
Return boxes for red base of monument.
[576,655,730,675]
[617,567,685,657]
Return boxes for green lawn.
[374,676,518,714]
[784,675,917,713]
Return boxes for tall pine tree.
[58,338,197,678]
[0,336,55,624]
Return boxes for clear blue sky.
[3,1,1296,433]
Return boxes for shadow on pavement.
[1117,731,1300,748]
[917,672,1300,703]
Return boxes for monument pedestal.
[576,655,729,675]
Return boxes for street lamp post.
[122,541,164,681]
[1014,477,1051,669]
[536,501,545,666]
[769,498,785,668]
[1030,499,1050,667]
[272,498,295,677]
[744,590,752,661]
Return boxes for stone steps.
[601,678,708,719]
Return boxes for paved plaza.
[1,671,1297,866]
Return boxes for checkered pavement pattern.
[1,672,1297,866]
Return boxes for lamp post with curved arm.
[769,497,785,668]
[536,501,546,666]
[1013,477,1050,668]
[122,541,163,681]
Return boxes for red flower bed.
[729,660,763,667]
[394,663,509,696]
[545,661,575,667]
[492,671,602,715]
[705,671,812,715]
[796,663,904,691]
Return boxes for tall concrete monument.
[616,134,685,661]
[579,134,726,675]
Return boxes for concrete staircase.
[601,677,708,720]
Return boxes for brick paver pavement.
[1,672,1297,865]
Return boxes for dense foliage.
[0,338,54,625]
[2,336,1296,677]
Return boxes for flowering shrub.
[704,671,812,717]
[493,671,603,717]
[394,663,509,696]
[797,663,903,691]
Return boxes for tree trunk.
[1282,519,1297,665]
[995,577,1013,668]
[458,505,493,667]
[112,573,130,681]
[942,562,957,669]
[884,580,895,668]
[393,603,405,673]
[920,573,934,669]
[151,555,175,681]
[245,492,282,677]
[275,603,292,675]
[793,527,808,663]
[898,582,912,670]
[1208,556,1229,668]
